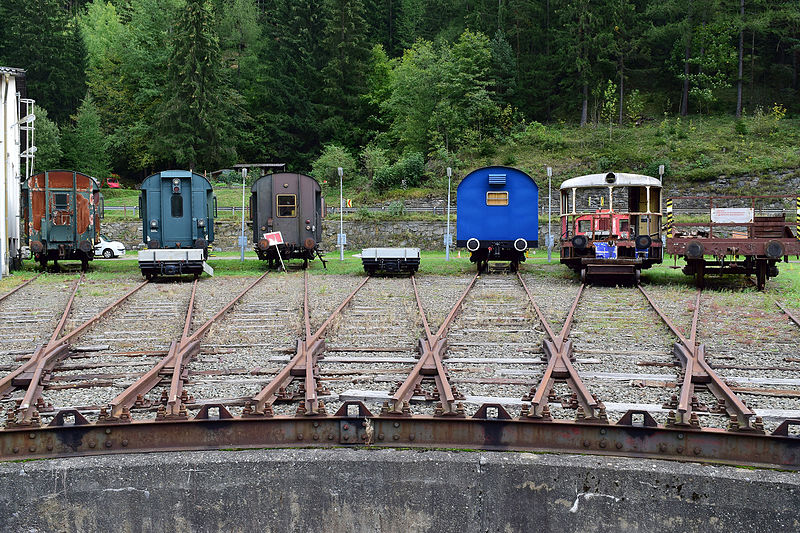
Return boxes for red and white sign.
[262,231,284,246]
[711,208,754,224]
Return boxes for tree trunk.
[750,31,755,107]
[681,43,690,116]
[581,82,588,126]
[618,57,625,125]
[736,0,744,118]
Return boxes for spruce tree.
[153,0,240,170]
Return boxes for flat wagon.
[559,172,663,283]
[138,170,215,278]
[21,170,102,271]
[665,195,800,289]
[456,166,539,272]
[250,172,325,268]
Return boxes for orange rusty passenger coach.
[21,170,102,271]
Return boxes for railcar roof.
[560,172,661,190]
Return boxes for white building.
[1,66,35,278]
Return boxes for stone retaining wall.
[101,219,552,252]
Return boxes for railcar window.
[578,220,591,233]
[486,191,508,206]
[277,194,297,217]
[171,194,183,218]
[54,193,69,210]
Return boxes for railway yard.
[0,265,798,469]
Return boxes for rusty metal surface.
[0,275,39,304]
[638,285,759,432]
[249,272,370,415]
[0,409,798,469]
[3,276,149,427]
[776,301,800,329]
[517,274,601,420]
[388,273,479,415]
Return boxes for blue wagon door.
[160,171,192,247]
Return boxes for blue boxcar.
[456,166,539,271]
[138,170,215,277]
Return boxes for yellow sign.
[345,199,353,208]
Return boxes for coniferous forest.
[0,0,798,190]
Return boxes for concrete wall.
[0,449,797,533]
[102,219,552,253]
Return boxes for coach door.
[161,173,192,247]
[273,174,299,245]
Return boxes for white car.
[95,234,126,258]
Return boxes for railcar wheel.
[580,268,587,283]
[102,248,113,259]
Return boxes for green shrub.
[644,159,671,179]
[734,120,748,135]
[388,200,406,216]
[372,151,425,192]
[311,144,358,186]
[512,121,566,150]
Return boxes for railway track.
[0,271,797,469]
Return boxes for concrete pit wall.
[1,449,797,533]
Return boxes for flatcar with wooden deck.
[250,172,325,268]
[21,170,102,271]
[456,166,539,272]
[559,172,663,283]
[665,194,800,289]
[137,170,215,278]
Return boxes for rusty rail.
[0,275,39,305]
[4,276,149,426]
[776,301,800,329]
[247,272,370,416]
[516,274,603,421]
[388,273,479,415]
[106,273,268,421]
[638,285,760,431]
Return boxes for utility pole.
[445,167,452,261]
[338,167,345,261]
[547,166,553,262]
[239,167,247,261]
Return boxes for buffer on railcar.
[21,170,102,271]
[137,170,215,278]
[559,172,663,283]
[456,166,539,272]
[250,172,326,269]
[665,194,800,289]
